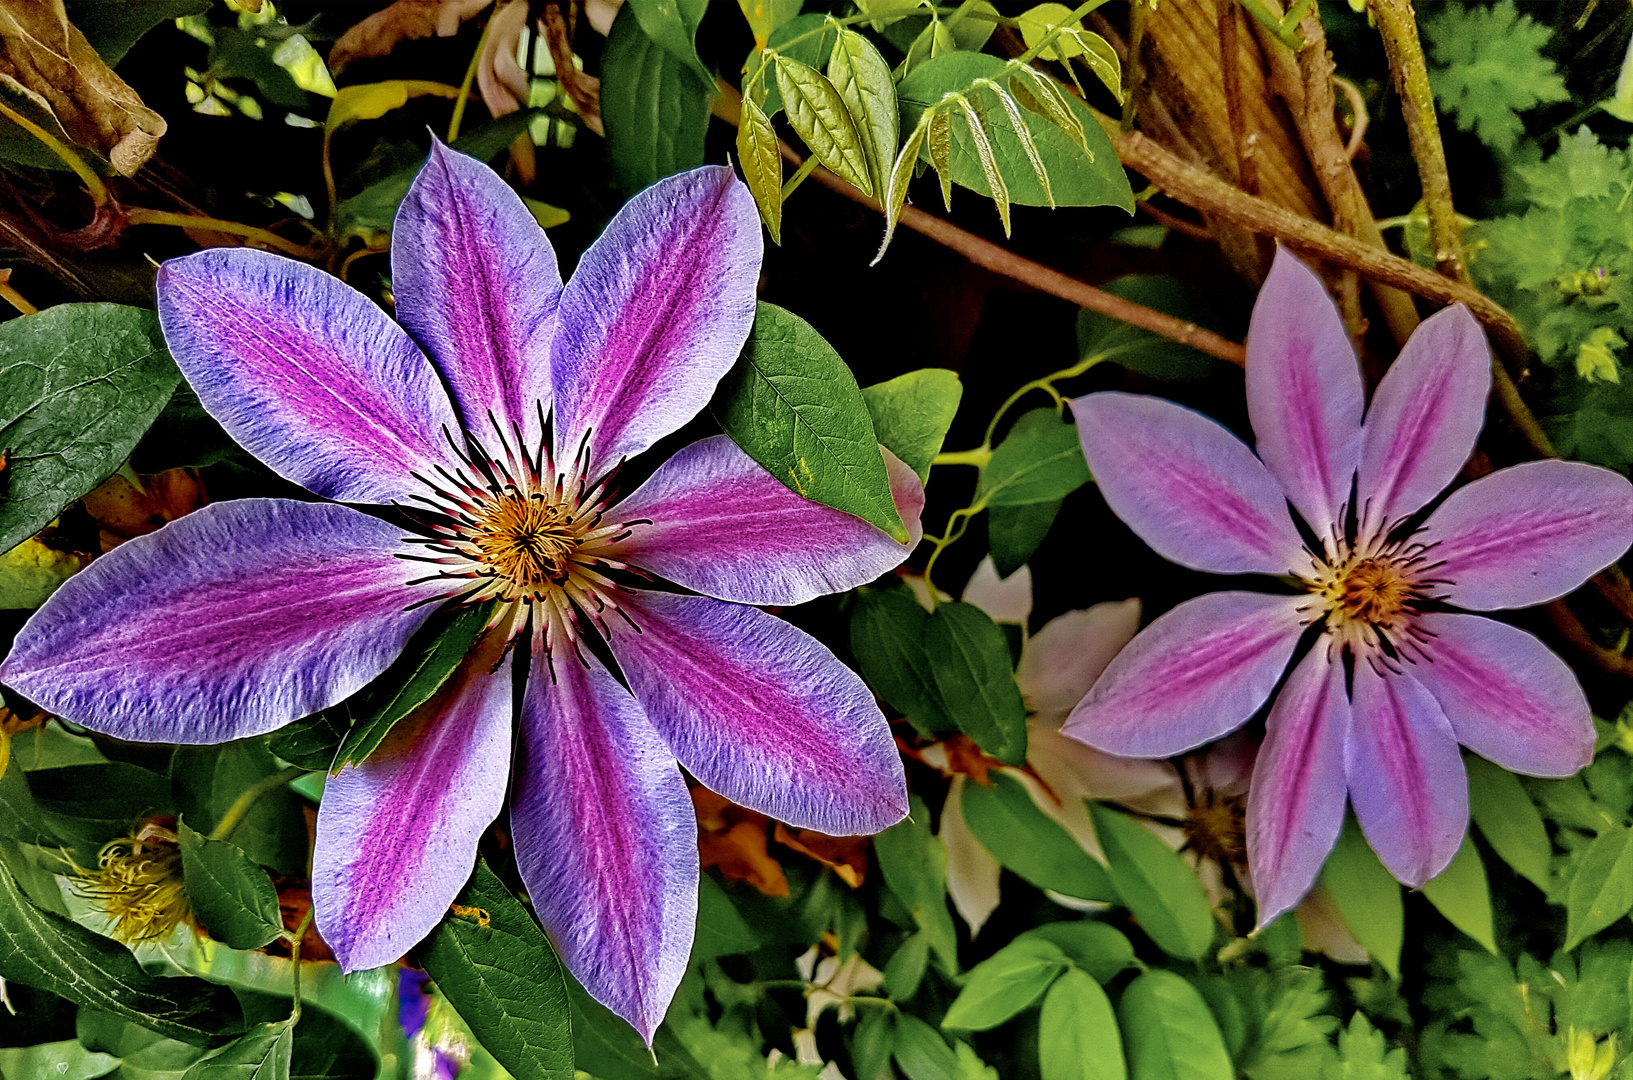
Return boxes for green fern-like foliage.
[1423,0,1569,154]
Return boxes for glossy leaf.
[1118,970,1233,1080]
[177,820,282,951]
[828,29,898,199]
[625,0,714,85]
[420,861,573,1080]
[1564,825,1633,950]
[181,1020,293,1079]
[0,304,179,555]
[713,302,908,541]
[875,795,959,972]
[736,95,783,243]
[1320,816,1404,979]
[602,4,713,194]
[775,56,873,195]
[1466,754,1552,892]
[1087,803,1215,961]
[744,14,838,117]
[924,602,1028,764]
[961,773,1115,901]
[1421,835,1497,953]
[850,585,950,738]
[989,499,1061,578]
[1040,968,1125,1080]
[942,937,1067,1031]
[976,408,1090,507]
[1018,921,1137,985]
[860,370,962,483]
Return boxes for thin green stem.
[448,12,496,142]
[931,448,992,468]
[781,155,820,200]
[210,766,305,843]
[124,208,322,260]
[285,906,315,1022]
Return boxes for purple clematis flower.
[1065,249,1633,928]
[0,145,920,1040]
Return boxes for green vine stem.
[209,765,306,843]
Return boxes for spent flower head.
[75,821,189,945]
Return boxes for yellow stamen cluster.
[74,823,189,944]
[1296,527,1444,667]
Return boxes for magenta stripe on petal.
[1345,665,1467,889]
[1356,304,1491,538]
[157,249,460,505]
[1414,613,1593,777]
[0,499,445,744]
[512,652,696,1044]
[1245,249,1364,536]
[392,142,559,448]
[1248,646,1349,928]
[1070,393,1305,576]
[1062,591,1306,758]
[605,591,907,836]
[313,643,513,973]
[608,436,923,605]
[550,167,761,471]
[1421,459,1633,610]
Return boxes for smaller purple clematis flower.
[0,144,920,1041]
[1065,248,1633,928]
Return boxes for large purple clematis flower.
[1065,249,1633,928]
[0,145,919,1040]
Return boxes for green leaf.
[883,932,931,1000]
[714,302,908,541]
[954,96,1011,232]
[285,1005,376,1080]
[1088,803,1215,961]
[860,369,962,482]
[77,1006,210,1078]
[961,773,1115,901]
[0,1039,119,1080]
[568,978,709,1079]
[0,857,243,1046]
[208,26,307,109]
[1564,825,1633,950]
[874,795,959,973]
[924,602,1028,763]
[1234,967,1340,1080]
[898,52,1134,211]
[330,600,493,769]
[625,0,714,86]
[1018,920,1137,985]
[744,14,838,117]
[874,116,929,261]
[28,762,171,862]
[602,4,715,194]
[1320,817,1402,979]
[67,0,211,65]
[852,1011,896,1080]
[892,1015,960,1080]
[695,874,760,961]
[849,585,951,737]
[736,0,803,46]
[265,712,346,773]
[1466,754,1552,892]
[1040,968,1125,1080]
[1076,277,1225,382]
[181,1020,293,1080]
[1421,834,1496,953]
[976,408,1090,507]
[419,861,573,1080]
[1118,971,1233,1080]
[177,820,282,951]
[736,95,782,243]
[1423,0,1568,154]
[0,305,179,555]
[171,742,305,876]
[0,753,54,846]
[775,56,874,196]
[989,500,1060,578]
[827,30,898,199]
[942,938,1067,1031]
[1322,1014,1409,1080]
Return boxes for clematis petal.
[1070,393,1306,576]
[1345,665,1468,889]
[1245,249,1364,536]
[512,651,696,1044]
[1248,647,1350,928]
[0,499,444,744]
[313,640,513,972]
[607,436,922,606]
[940,776,1003,938]
[1062,591,1306,758]
[392,141,560,448]
[551,167,761,471]
[1356,304,1491,537]
[605,591,907,836]
[1413,613,1593,777]
[962,557,1033,625]
[156,249,460,505]
[1018,599,1142,719]
[1420,459,1633,610]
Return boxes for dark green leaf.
[265,713,346,773]
[874,795,958,972]
[177,820,282,951]
[1466,753,1551,891]
[208,27,306,109]
[1076,277,1225,382]
[849,585,950,738]
[695,874,760,961]
[130,385,243,473]
[625,0,713,86]
[1039,968,1125,1080]
[78,1007,211,1077]
[892,1015,960,1080]
[775,56,873,195]
[989,499,1060,578]
[1564,824,1633,949]
[568,978,709,1079]
[0,1038,119,1079]
[602,4,714,194]
[181,1020,292,1079]
[0,754,53,845]
[28,762,170,861]
[883,933,931,1000]
[1421,835,1496,953]
[1088,803,1215,961]
[1118,970,1233,1080]
[1320,816,1402,979]
[962,774,1114,901]
[976,408,1090,508]
[67,0,211,65]
[0,304,179,555]
[419,861,573,1080]
[287,1004,376,1080]
[0,858,242,1046]
[860,369,962,482]
[942,938,1067,1031]
[714,302,908,541]
[171,742,304,876]
[1019,921,1137,985]
[924,603,1027,763]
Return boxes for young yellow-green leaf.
[1466,754,1552,892]
[1009,67,1090,154]
[976,408,1091,507]
[928,109,954,209]
[0,304,179,556]
[324,80,458,135]
[875,795,959,973]
[1564,825,1633,950]
[962,773,1115,901]
[942,937,1068,1031]
[181,1020,293,1079]
[1039,968,1125,1080]
[736,95,783,243]
[1018,921,1138,985]
[420,861,573,1080]
[850,586,950,738]
[1321,816,1403,979]
[1422,834,1497,953]
[1018,3,1088,60]
[735,0,802,47]
[775,56,873,195]
[713,302,908,541]
[827,29,898,198]
[954,96,1009,233]
[924,602,1028,764]
[177,820,283,951]
[979,81,1053,208]
[875,117,929,262]
[1087,803,1215,961]
[860,368,962,481]
[1078,32,1125,104]
[1117,970,1233,1080]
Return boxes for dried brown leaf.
[327,0,492,73]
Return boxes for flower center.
[1296,531,1446,665]
[470,491,583,590]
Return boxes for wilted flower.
[75,821,189,944]
[1,145,919,1040]
[1068,249,1633,927]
